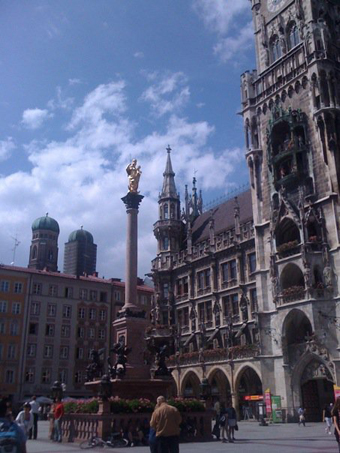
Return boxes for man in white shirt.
[28,396,40,439]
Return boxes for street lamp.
[200,378,211,400]
[51,381,63,401]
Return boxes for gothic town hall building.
[151,0,340,422]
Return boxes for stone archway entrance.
[181,372,201,399]
[208,369,231,404]
[300,360,334,422]
[236,367,263,419]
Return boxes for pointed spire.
[191,177,198,218]
[161,145,178,198]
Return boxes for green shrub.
[168,398,205,412]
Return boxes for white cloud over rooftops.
[0,137,16,162]
[1,75,246,278]
[193,0,252,62]
[214,21,254,63]
[140,71,190,117]
[21,108,52,129]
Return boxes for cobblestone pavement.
[27,421,338,453]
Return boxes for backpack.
[0,420,22,453]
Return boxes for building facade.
[1,220,153,405]
[151,0,340,421]
[0,269,30,399]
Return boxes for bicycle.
[80,432,129,449]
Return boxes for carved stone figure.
[323,265,333,289]
[108,336,131,378]
[86,348,105,381]
[261,15,268,47]
[126,159,142,193]
[154,344,171,376]
[295,0,304,20]
[240,294,249,322]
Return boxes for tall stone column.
[121,192,144,311]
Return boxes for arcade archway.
[235,366,263,419]
[208,368,231,404]
[300,359,334,422]
[181,371,201,399]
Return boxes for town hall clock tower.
[241,0,340,420]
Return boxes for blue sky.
[0,0,255,279]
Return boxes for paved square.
[27,421,338,453]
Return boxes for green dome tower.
[63,226,97,277]
[29,213,60,272]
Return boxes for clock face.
[267,0,287,13]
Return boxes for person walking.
[28,396,40,440]
[323,403,332,435]
[15,403,33,439]
[150,395,182,453]
[53,398,64,443]
[298,406,306,426]
[332,397,340,452]
[226,401,237,442]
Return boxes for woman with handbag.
[219,402,228,443]
[226,401,237,443]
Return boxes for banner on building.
[265,388,272,414]
[334,385,340,400]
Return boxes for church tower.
[152,146,183,325]
[63,227,97,277]
[28,214,59,272]
[241,0,340,419]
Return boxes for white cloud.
[140,72,190,117]
[22,108,52,130]
[0,77,245,279]
[214,21,254,63]
[68,78,82,86]
[193,0,252,62]
[68,81,127,129]
[0,137,15,162]
[193,0,248,35]
[134,51,144,59]
[47,86,74,111]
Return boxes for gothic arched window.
[271,35,281,62]
[288,23,300,50]
[170,204,175,219]
[163,204,169,220]
[32,246,37,259]
[163,236,169,250]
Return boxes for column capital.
[121,192,144,210]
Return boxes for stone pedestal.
[112,316,150,380]
[86,377,173,401]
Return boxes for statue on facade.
[126,159,142,193]
[108,336,131,378]
[154,344,171,376]
[86,348,105,381]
